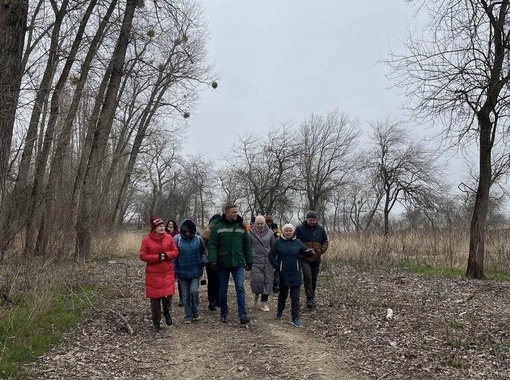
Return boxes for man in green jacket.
[207,204,253,324]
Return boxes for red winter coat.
[139,232,179,298]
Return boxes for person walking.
[165,219,184,307]
[165,219,179,237]
[248,215,275,312]
[269,223,314,327]
[139,215,179,332]
[174,218,207,324]
[265,215,281,294]
[200,214,221,311]
[207,205,253,325]
[294,210,329,309]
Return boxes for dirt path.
[24,259,362,380]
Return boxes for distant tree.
[295,109,360,219]
[366,120,444,236]
[229,125,299,218]
[389,0,510,278]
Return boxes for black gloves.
[244,263,252,271]
[209,262,217,270]
[304,249,314,258]
[159,252,167,262]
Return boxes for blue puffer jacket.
[268,236,309,287]
[174,219,207,280]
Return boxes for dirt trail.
[24,259,362,380]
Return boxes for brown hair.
[224,204,238,213]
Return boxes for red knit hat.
[150,215,164,231]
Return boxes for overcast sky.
[184,1,417,160]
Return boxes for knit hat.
[282,223,295,232]
[150,215,165,231]
[305,210,318,219]
[255,215,266,224]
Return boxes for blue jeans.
[218,267,246,319]
[178,277,200,319]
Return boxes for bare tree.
[366,120,443,236]
[389,0,510,278]
[76,0,139,259]
[295,109,360,219]
[228,125,299,219]
[0,0,29,259]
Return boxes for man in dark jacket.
[295,210,329,309]
[207,205,253,324]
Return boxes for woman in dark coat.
[268,223,313,328]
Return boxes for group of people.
[138,206,328,331]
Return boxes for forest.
[1,0,510,280]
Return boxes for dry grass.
[95,227,510,275]
[325,228,510,275]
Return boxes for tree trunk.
[76,0,138,260]
[112,80,171,225]
[0,0,28,259]
[21,0,69,254]
[466,115,492,279]
[33,0,103,257]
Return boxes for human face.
[155,224,165,235]
[255,221,265,230]
[283,227,294,239]
[166,222,174,230]
[225,207,239,221]
[306,217,317,227]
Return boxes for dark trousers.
[273,269,280,293]
[300,260,320,301]
[206,263,220,306]
[277,285,300,319]
[150,296,171,325]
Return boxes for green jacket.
[207,215,253,268]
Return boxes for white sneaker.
[260,302,270,312]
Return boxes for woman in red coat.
[139,216,179,332]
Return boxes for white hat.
[282,223,295,232]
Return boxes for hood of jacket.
[179,218,197,236]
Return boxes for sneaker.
[291,318,302,328]
[208,303,217,311]
[152,322,160,332]
[220,316,228,323]
[240,317,250,325]
[260,303,270,312]
[192,314,201,321]
[184,317,192,324]
[275,311,283,320]
[306,299,315,309]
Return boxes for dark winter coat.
[207,214,253,268]
[139,231,179,298]
[248,225,274,295]
[294,221,329,263]
[174,219,207,280]
[268,236,309,287]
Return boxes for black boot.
[152,322,160,332]
[163,311,173,326]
